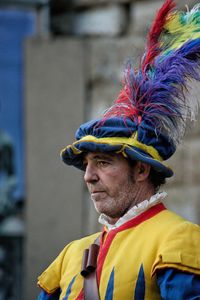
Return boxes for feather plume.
[104,1,200,146]
[142,0,176,72]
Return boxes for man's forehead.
[83,152,120,161]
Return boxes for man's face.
[83,152,139,222]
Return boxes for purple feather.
[124,39,200,144]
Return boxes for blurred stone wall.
[25,39,86,299]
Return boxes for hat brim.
[61,140,173,178]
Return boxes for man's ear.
[135,161,151,182]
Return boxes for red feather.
[142,0,176,72]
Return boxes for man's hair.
[148,167,166,192]
[128,158,166,192]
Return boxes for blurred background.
[0,0,199,299]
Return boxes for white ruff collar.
[98,191,167,231]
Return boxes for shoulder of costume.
[152,219,200,276]
[37,231,101,294]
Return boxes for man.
[38,0,200,299]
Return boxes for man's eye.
[97,160,109,166]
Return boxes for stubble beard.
[91,172,138,220]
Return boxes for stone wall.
[25,39,85,299]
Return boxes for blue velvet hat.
[61,117,174,177]
[61,0,200,178]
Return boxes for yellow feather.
[160,12,200,53]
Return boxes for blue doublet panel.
[157,268,200,299]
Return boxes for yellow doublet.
[38,205,200,300]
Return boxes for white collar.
[98,191,167,231]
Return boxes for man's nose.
[84,164,98,183]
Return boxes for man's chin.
[93,203,115,217]
[93,202,109,215]
[91,191,107,202]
